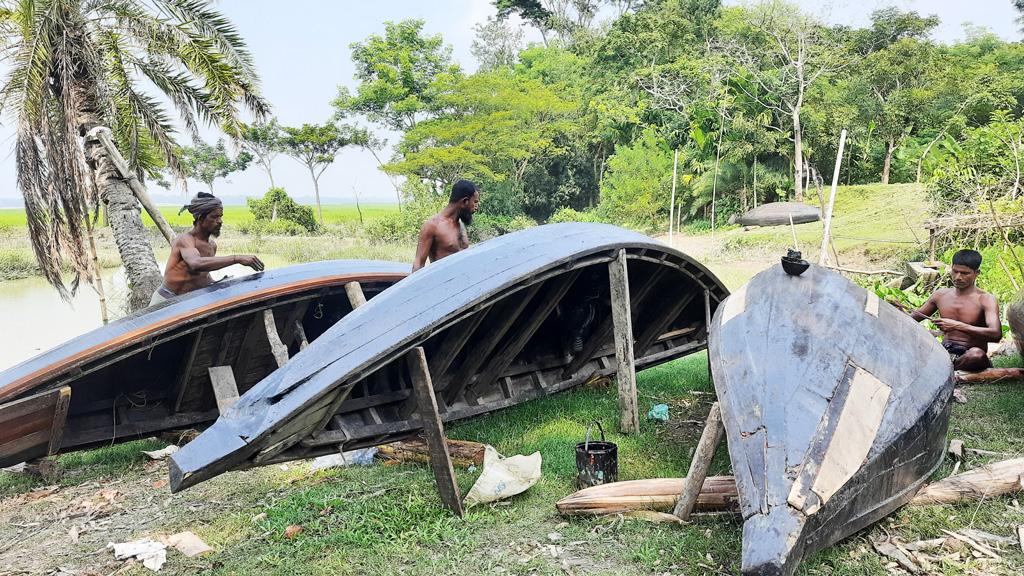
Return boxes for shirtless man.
[411,179,480,272]
[908,249,1000,371]
[150,192,264,305]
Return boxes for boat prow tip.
[741,507,806,576]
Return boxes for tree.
[333,19,460,133]
[720,1,848,201]
[1015,1,1024,35]
[280,123,370,225]
[0,0,268,309]
[179,140,252,192]
[247,187,317,232]
[237,119,283,187]
[471,16,524,70]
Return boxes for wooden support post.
[345,281,367,309]
[673,402,724,520]
[87,127,175,245]
[704,290,713,380]
[208,366,240,414]
[46,387,72,455]
[928,227,937,262]
[609,249,639,434]
[263,309,290,368]
[294,320,309,350]
[406,346,464,517]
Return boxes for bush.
[468,214,536,242]
[547,207,605,224]
[239,219,309,237]
[247,187,317,232]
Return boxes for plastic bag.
[647,403,670,422]
[463,446,541,508]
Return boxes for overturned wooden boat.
[710,263,954,576]
[170,223,729,491]
[735,202,820,227]
[0,261,407,467]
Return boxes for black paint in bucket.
[575,421,618,489]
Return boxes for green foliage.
[597,129,674,232]
[239,219,309,237]
[246,187,317,232]
[547,207,605,224]
[235,118,284,186]
[178,139,252,192]
[333,19,461,131]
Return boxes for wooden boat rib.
[0,261,407,467]
[170,223,729,491]
[710,263,953,576]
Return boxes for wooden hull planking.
[0,261,408,467]
[710,264,953,576]
[170,223,729,491]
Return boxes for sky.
[0,0,1019,205]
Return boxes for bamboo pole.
[818,129,848,266]
[673,402,724,520]
[83,211,109,324]
[87,127,175,245]
[669,148,679,243]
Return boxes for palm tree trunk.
[82,130,162,311]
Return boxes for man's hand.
[934,318,967,333]
[235,254,265,272]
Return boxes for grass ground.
[1,354,1022,575]
[2,185,1024,574]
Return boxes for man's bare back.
[910,251,1000,371]
[412,180,480,272]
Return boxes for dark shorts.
[942,340,992,369]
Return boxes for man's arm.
[180,241,264,273]
[412,220,434,272]
[909,293,939,322]
[935,294,1002,342]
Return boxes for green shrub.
[468,214,536,242]
[548,207,604,224]
[247,187,317,232]
[239,219,309,237]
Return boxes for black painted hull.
[709,264,953,576]
[170,223,730,491]
[0,261,407,467]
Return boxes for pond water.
[0,262,266,372]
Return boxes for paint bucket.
[575,421,618,489]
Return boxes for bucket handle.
[584,420,606,451]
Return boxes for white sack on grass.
[463,446,541,508]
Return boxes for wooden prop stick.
[263,310,290,368]
[955,368,1024,384]
[819,129,848,265]
[406,346,464,517]
[87,127,175,245]
[609,249,639,434]
[345,281,367,309]
[673,402,724,520]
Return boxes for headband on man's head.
[179,192,222,220]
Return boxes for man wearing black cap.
[149,192,264,305]
[412,179,480,272]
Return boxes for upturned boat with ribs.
[170,223,729,491]
[0,260,407,467]
[710,263,954,576]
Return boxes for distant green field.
[0,204,400,229]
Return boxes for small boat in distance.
[710,263,954,576]
[0,261,407,467]
[170,223,730,492]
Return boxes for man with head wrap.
[411,179,480,272]
[149,192,264,305]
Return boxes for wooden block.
[46,387,72,455]
[263,309,289,368]
[345,282,367,309]
[608,249,639,434]
[673,402,724,520]
[406,346,464,517]
[208,366,240,414]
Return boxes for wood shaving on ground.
[108,538,167,572]
[141,445,179,460]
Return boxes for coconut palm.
[0,0,269,309]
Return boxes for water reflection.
[0,262,265,371]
